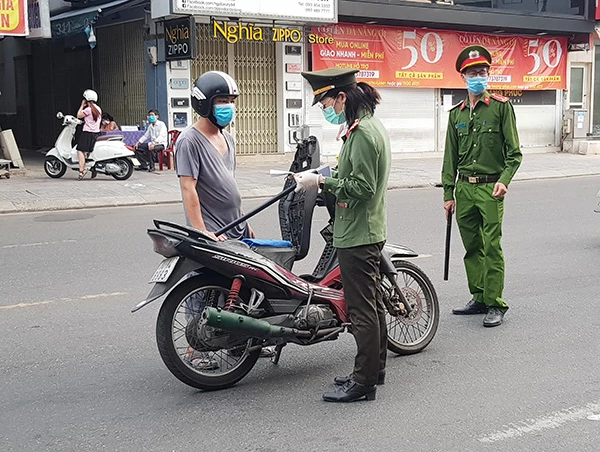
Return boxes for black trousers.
[337,242,386,386]
[135,143,164,169]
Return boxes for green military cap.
[455,45,492,72]
[301,68,359,105]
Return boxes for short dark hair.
[324,82,381,126]
[148,109,159,116]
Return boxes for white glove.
[293,170,320,193]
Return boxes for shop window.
[569,67,584,109]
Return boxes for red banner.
[0,0,28,36]
[311,24,567,90]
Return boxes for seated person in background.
[134,109,168,172]
[101,113,119,131]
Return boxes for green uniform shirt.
[442,91,522,201]
[323,112,391,249]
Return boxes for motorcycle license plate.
[132,158,141,166]
[149,257,179,283]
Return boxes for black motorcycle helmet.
[191,71,240,128]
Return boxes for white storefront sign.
[27,0,51,39]
[170,0,337,23]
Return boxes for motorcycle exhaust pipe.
[202,307,303,339]
[105,163,121,174]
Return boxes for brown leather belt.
[458,174,500,184]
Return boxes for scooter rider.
[76,90,102,180]
[297,68,392,403]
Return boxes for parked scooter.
[132,136,439,391]
[44,112,139,180]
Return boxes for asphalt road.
[1,176,599,452]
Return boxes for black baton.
[443,210,452,281]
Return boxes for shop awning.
[50,0,132,38]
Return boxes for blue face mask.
[213,104,235,127]
[148,115,157,123]
[321,97,346,125]
[466,76,488,95]
[322,106,346,125]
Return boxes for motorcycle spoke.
[173,318,187,331]
[173,331,187,343]
[171,285,254,377]
[386,298,431,345]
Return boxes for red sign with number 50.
[311,23,567,90]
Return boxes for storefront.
[15,0,149,147]
[189,22,279,155]
[306,23,568,155]
[151,0,336,155]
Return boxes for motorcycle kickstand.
[271,344,286,365]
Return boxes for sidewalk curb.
[3,172,599,214]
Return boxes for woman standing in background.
[76,89,102,180]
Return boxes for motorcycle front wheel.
[110,158,134,180]
[155,275,261,391]
[384,259,439,355]
[44,157,67,178]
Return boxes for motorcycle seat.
[96,134,124,142]
[241,239,296,271]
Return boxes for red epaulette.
[490,93,509,103]
[345,119,360,138]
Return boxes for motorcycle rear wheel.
[155,275,261,391]
[385,259,439,355]
[110,158,134,180]
[44,157,67,178]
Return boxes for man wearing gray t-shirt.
[176,71,254,241]
[176,71,273,365]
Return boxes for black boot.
[452,299,488,315]
[323,379,376,403]
[334,369,385,386]
[483,307,505,327]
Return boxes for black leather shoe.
[323,379,376,403]
[334,369,385,386]
[483,307,505,327]
[148,167,156,172]
[452,299,488,315]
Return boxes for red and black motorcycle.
[132,137,439,391]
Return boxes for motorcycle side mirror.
[56,112,64,119]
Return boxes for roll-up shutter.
[439,89,557,151]
[191,24,277,155]
[512,106,556,147]
[95,21,147,126]
[306,88,436,155]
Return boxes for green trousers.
[455,181,508,310]
[337,242,387,386]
